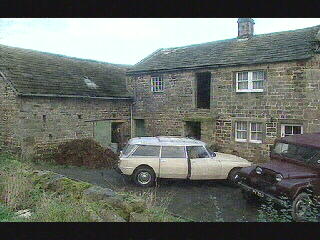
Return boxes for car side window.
[131,145,160,157]
[161,146,186,158]
[186,146,209,159]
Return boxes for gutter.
[127,56,314,76]
[17,93,133,101]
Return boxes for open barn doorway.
[185,121,201,140]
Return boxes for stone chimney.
[237,18,255,39]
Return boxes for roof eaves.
[17,93,133,101]
[127,55,314,75]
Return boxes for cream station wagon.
[117,137,252,187]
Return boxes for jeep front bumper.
[238,181,290,208]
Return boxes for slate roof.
[0,44,132,99]
[128,25,320,74]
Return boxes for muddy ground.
[37,165,261,222]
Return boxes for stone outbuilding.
[127,19,320,162]
[0,44,133,157]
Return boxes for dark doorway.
[185,121,201,140]
[196,72,211,109]
[135,119,146,137]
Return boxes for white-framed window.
[281,124,303,137]
[250,122,263,143]
[151,76,164,92]
[235,121,263,143]
[236,71,265,92]
[235,121,248,142]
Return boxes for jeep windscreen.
[272,142,320,165]
[121,144,137,157]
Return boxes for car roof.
[128,136,206,146]
[278,132,320,149]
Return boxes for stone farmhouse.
[127,18,320,162]
[0,18,320,162]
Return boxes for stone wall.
[127,54,320,162]
[17,97,132,158]
[0,75,132,157]
[0,77,20,152]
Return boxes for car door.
[187,146,222,180]
[159,146,188,179]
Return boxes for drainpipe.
[130,102,134,138]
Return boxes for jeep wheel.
[292,192,313,222]
[133,167,156,187]
[227,168,241,187]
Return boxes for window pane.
[237,122,247,131]
[242,72,248,80]
[253,71,264,80]
[253,80,263,89]
[236,131,247,140]
[187,146,209,159]
[238,82,248,90]
[251,123,262,131]
[293,126,302,134]
[131,145,160,157]
[285,126,293,135]
[161,146,186,158]
[151,76,163,92]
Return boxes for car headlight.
[255,167,262,175]
[275,174,283,182]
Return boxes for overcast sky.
[0,18,319,65]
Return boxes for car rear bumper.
[238,181,290,207]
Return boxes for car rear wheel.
[292,192,314,222]
[133,167,156,187]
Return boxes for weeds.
[31,193,93,222]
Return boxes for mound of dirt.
[43,139,119,169]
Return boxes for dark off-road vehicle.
[237,133,320,221]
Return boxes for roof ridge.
[159,24,320,52]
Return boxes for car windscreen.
[272,142,320,165]
[121,144,137,156]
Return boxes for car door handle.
[160,159,166,162]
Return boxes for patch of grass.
[30,194,93,222]
[0,203,15,222]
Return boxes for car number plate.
[252,189,264,198]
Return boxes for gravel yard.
[38,165,260,222]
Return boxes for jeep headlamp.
[275,174,283,182]
[255,167,263,175]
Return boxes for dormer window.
[236,71,265,92]
[151,76,164,92]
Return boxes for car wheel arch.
[133,164,156,176]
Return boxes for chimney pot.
[237,18,255,39]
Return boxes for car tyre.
[133,166,156,187]
[227,168,241,187]
[291,192,314,222]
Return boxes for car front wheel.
[133,167,156,187]
[291,192,314,222]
